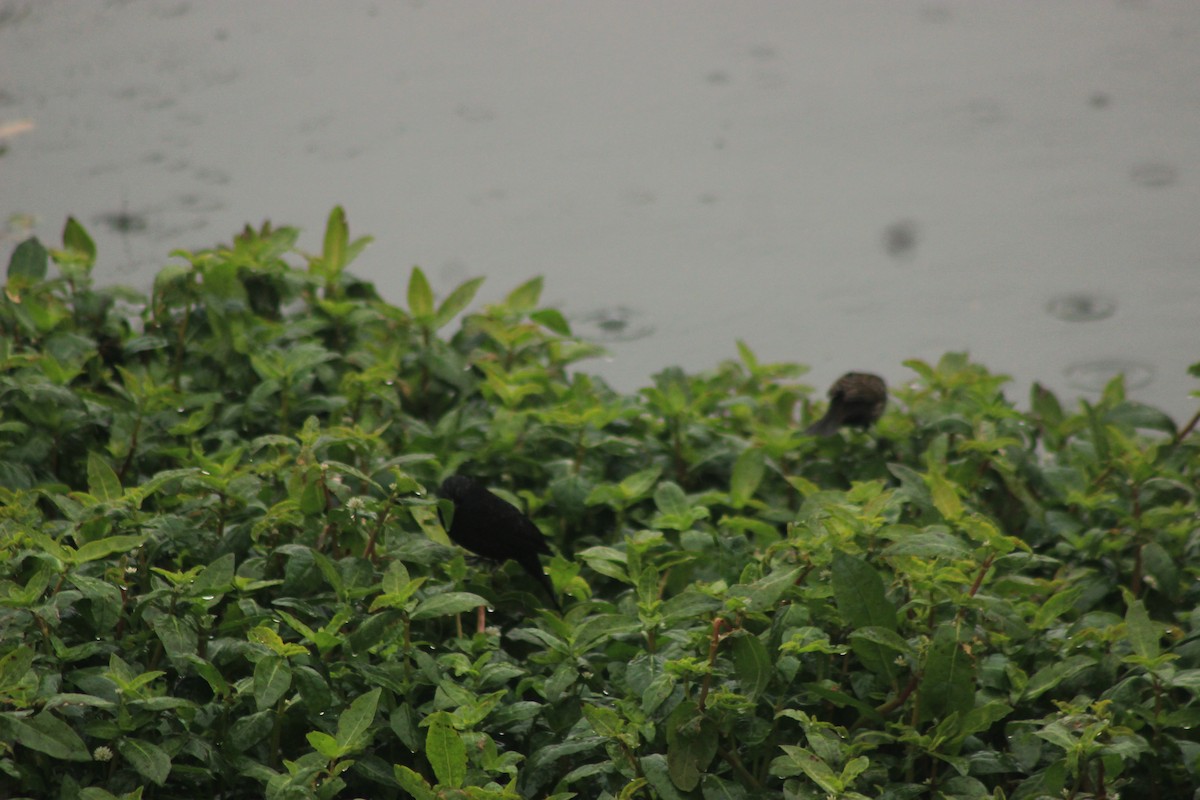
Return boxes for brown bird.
[438,475,560,611]
[805,372,887,436]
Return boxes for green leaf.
[959,700,1013,737]
[425,713,466,788]
[1031,585,1083,629]
[434,276,484,328]
[117,738,171,786]
[228,710,274,751]
[1083,400,1111,463]
[292,665,332,712]
[919,622,975,722]
[769,745,842,792]
[841,755,870,786]
[640,753,690,800]
[641,673,677,715]
[1141,540,1180,599]
[1124,594,1159,661]
[888,462,934,509]
[0,645,36,689]
[253,655,293,711]
[145,609,198,665]
[306,730,341,759]
[739,566,801,613]
[43,692,108,720]
[928,468,963,521]
[411,592,488,621]
[7,236,48,283]
[831,551,897,632]
[666,700,717,792]
[848,626,915,662]
[729,447,765,509]
[369,574,427,612]
[322,205,348,277]
[78,789,128,800]
[1034,719,1077,751]
[87,452,122,502]
[654,482,689,516]
[184,655,230,698]
[191,552,236,598]
[651,481,709,530]
[248,625,308,657]
[2,711,91,761]
[1023,654,1096,700]
[730,632,772,699]
[394,765,436,800]
[735,339,759,372]
[62,216,97,261]
[1105,401,1176,434]
[578,545,631,583]
[531,307,571,335]
[407,266,434,318]
[702,773,749,800]
[582,704,624,739]
[620,467,662,501]
[618,778,650,800]
[882,530,970,560]
[334,687,381,752]
[1031,382,1063,428]
[572,613,641,653]
[73,534,147,564]
[415,502,452,545]
[505,276,544,311]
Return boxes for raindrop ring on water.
[1046,293,1116,322]
[573,306,655,343]
[1063,359,1154,392]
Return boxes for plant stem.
[118,409,142,481]
[1171,405,1200,446]
[697,617,727,712]
[717,745,762,790]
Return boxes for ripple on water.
[95,211,149,234]
[1129,161,1178,188]
[882,219,919,259]
[573,306,655,343]
[1046,292,1116,322]
[1063,359,1154,392]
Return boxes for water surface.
[2,1,1198,419]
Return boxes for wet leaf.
[253,655,292,711]
[729,447,765,508]
[408,266,434,318]
[425,713,466,788]
[666,700,717,792]
[2,712,90,761]
[118,738,171,785]
[7,236,47,285]
[919,622,975,722]
[62,216,96,261]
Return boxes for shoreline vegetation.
[1,209,1198,798]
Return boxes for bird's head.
[439,474,476,502]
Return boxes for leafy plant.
[1,211,1198,799]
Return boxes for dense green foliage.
[1,209,1199,800]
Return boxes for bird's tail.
[519,556,562,612]
[804,411,841,437]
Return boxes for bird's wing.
[488,495,552,555]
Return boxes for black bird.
[438,475,560,611]
[805,372,887,436]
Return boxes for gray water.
[3,1,1198,420]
